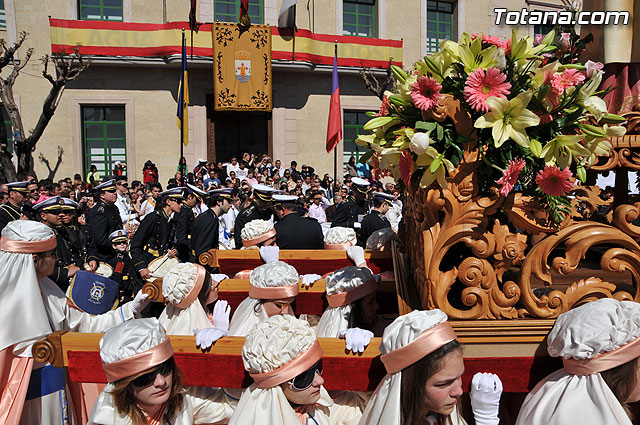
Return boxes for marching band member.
[358,310,502,425]
[174,184,206,262]
[130,187,183,281]
[358,192,393,248]
[516,298,640,425]
[0,181,29,233]
[189,188,233,267]
[228,315,333,425]
[106,229,142,303]
[86,179,124,264]
[0,220,151,425]
[233,183,274,249]
[88,318,235,425]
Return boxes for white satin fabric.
[228,384,332,425]
[228,297,269,336]
[88,384,236,425]
[100,318,166,364]
[316,305,351,337]
[357,310,467,425]
[19,277,135,425]
[515,369,631,425]
[329,390,371,425]
[0,223,57,354]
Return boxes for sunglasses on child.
[288,360,322,391]
[132,358,174,388]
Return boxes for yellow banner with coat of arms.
[212,23,272,111]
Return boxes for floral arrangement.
[356,27,626,224]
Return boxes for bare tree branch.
[359,59,394,100]
[38,145,64,180]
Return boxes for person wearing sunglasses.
[88,318,235,425]
[229,314,333,425]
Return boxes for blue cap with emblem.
[95,179,117,192]
[35,196,68,213]
[252,183,274,202]
[6,181,30,193]
[208,187,234,200]
[109,229,128,243]
[185,183,207,199]
[372,191,394,205]
[158,187,184,200]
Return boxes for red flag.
[239,0,251,26]
[189,0,202,33]
[326,47,342,153]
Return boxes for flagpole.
[332,40,337,187]
[180,29,185,186]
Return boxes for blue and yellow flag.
[177,32,189,146]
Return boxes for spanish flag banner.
[212,23,272,112]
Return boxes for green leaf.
[390,65,407,84]
[529,139,542,157]
[415,121,437,131]
[576,164,587,183]
[363,116,396,131]
[599,113,626,124]
[430,156,442,174]
[365,111,377,117]
[388,95,408,107]
[359,150,374,164]
[436,124,444,141]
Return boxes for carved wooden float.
[142,278,399,315]
[197,249,393,276]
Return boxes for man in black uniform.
[233,183,274,249]
[175,184,206,262]
[86,179,124,264]
[35,196,82,291]
[106,229,143,303]
[273,194,324,249]
[358,191,393,247]
[58,197,92,275]
[0,181,29,232]
[190,187,233,266]
[21,181,40,221]
[130,187,183,281]
[331,177,370,229]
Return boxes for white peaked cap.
[358,310,463,425]
[548,298,640,360]
[325,266,375,296]
[100,318,167,365]
[242,314,316,374]
[250,261,299,288]
[241,219,274,241]
[324,227,357,245]
[159,263,213,335]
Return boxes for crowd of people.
[0,153,638,425]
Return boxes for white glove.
[470,372,503,425]
[194,327,227,350]
[130,291,150,315]
[346,246,366,267]
[338,328,374,354]
[300,274,321,288]
[211,300,231,332]
[210,273,229,283]
[259,245,280,263]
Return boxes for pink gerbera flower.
[550,69,586,93]
[463,67,511,112]
[411,76,442,111]
[535,166,575,197]
[399,150,414,187]
[496,158,525,196]
[376,96,390,117]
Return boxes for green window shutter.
[78,0,123,22]
[343,110,370,168]
[82,105,126,177]
[343,0,376,38]
[214,0,263,24]
[427,0,454,53]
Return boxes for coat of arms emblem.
[235,50,251,83]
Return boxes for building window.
[78,0,123,21]
[214,0,263,24]
[343,0,376,38]
[82,105,126,177]
[426,0,454,53]
[0,0,6,29]
[343,111,370,170]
